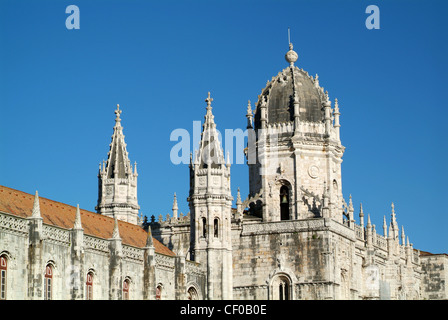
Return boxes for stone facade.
[150,43,447,300]
[0,43,446,301]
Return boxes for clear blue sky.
[1,0,447,254]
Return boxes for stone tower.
[96,104,140,225]
[247,42,345,223]
[188,92,233,300]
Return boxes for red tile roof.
[0,185,175,257]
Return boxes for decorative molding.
[84,235,109,253]
[42,225,70,245]
[0,212,29,235]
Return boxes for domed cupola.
[253,43,327,130]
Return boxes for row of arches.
[1,252,201,300]
[201,217,221,238]
[156,283,199,300]
[0,254,133,300]
[250,178,341,221]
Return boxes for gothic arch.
[186,281,202,300]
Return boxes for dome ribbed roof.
[254,47,325,129]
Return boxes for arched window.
[123,279,130,300]
[202,218,207,238]
[156,284,162,300]
[86,272,93,300]
[187,286,198,300]
[213,218,219,238]
[272,274,291,300]
[280,186,290,221]
[44,264,53,300]
[0,255,7,300]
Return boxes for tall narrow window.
[86,272,93,300]
[278,281,290,300]
[44,265,53,300]
[123,279,130,300]
[280,186,290,220]
[214,218,219,238]
[0,256,7,300]
[202,218,207,238]
[156,285,162,300]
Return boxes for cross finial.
[205,92,213,108]
[115,104,122,121]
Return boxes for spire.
[236,188,242,205]
[401,226,406,246]
[389,202,399,239]
[323,91,332,137]
[359,203,364,227]
[31,190,41,218]
[383,215,387,237]
[146,228,154,247]
[246,100,253,129]
[197,92,225,167]
[73,204,83,230]
[105,104,133,179]
[172,193,178,219]
[333,98,341,140]
[112,214,121,239]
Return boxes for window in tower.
[86,271,93,300]
[214,218,219,238]
[280,186,290,220]
[202,218,207,238]
[0,255,7,300]
[272,275,291,300]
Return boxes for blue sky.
[0,0,447,254]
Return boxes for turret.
[188,92,233,300]
[96,104,140,225]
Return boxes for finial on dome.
[285,28,298,67]
[285,43,298,67]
